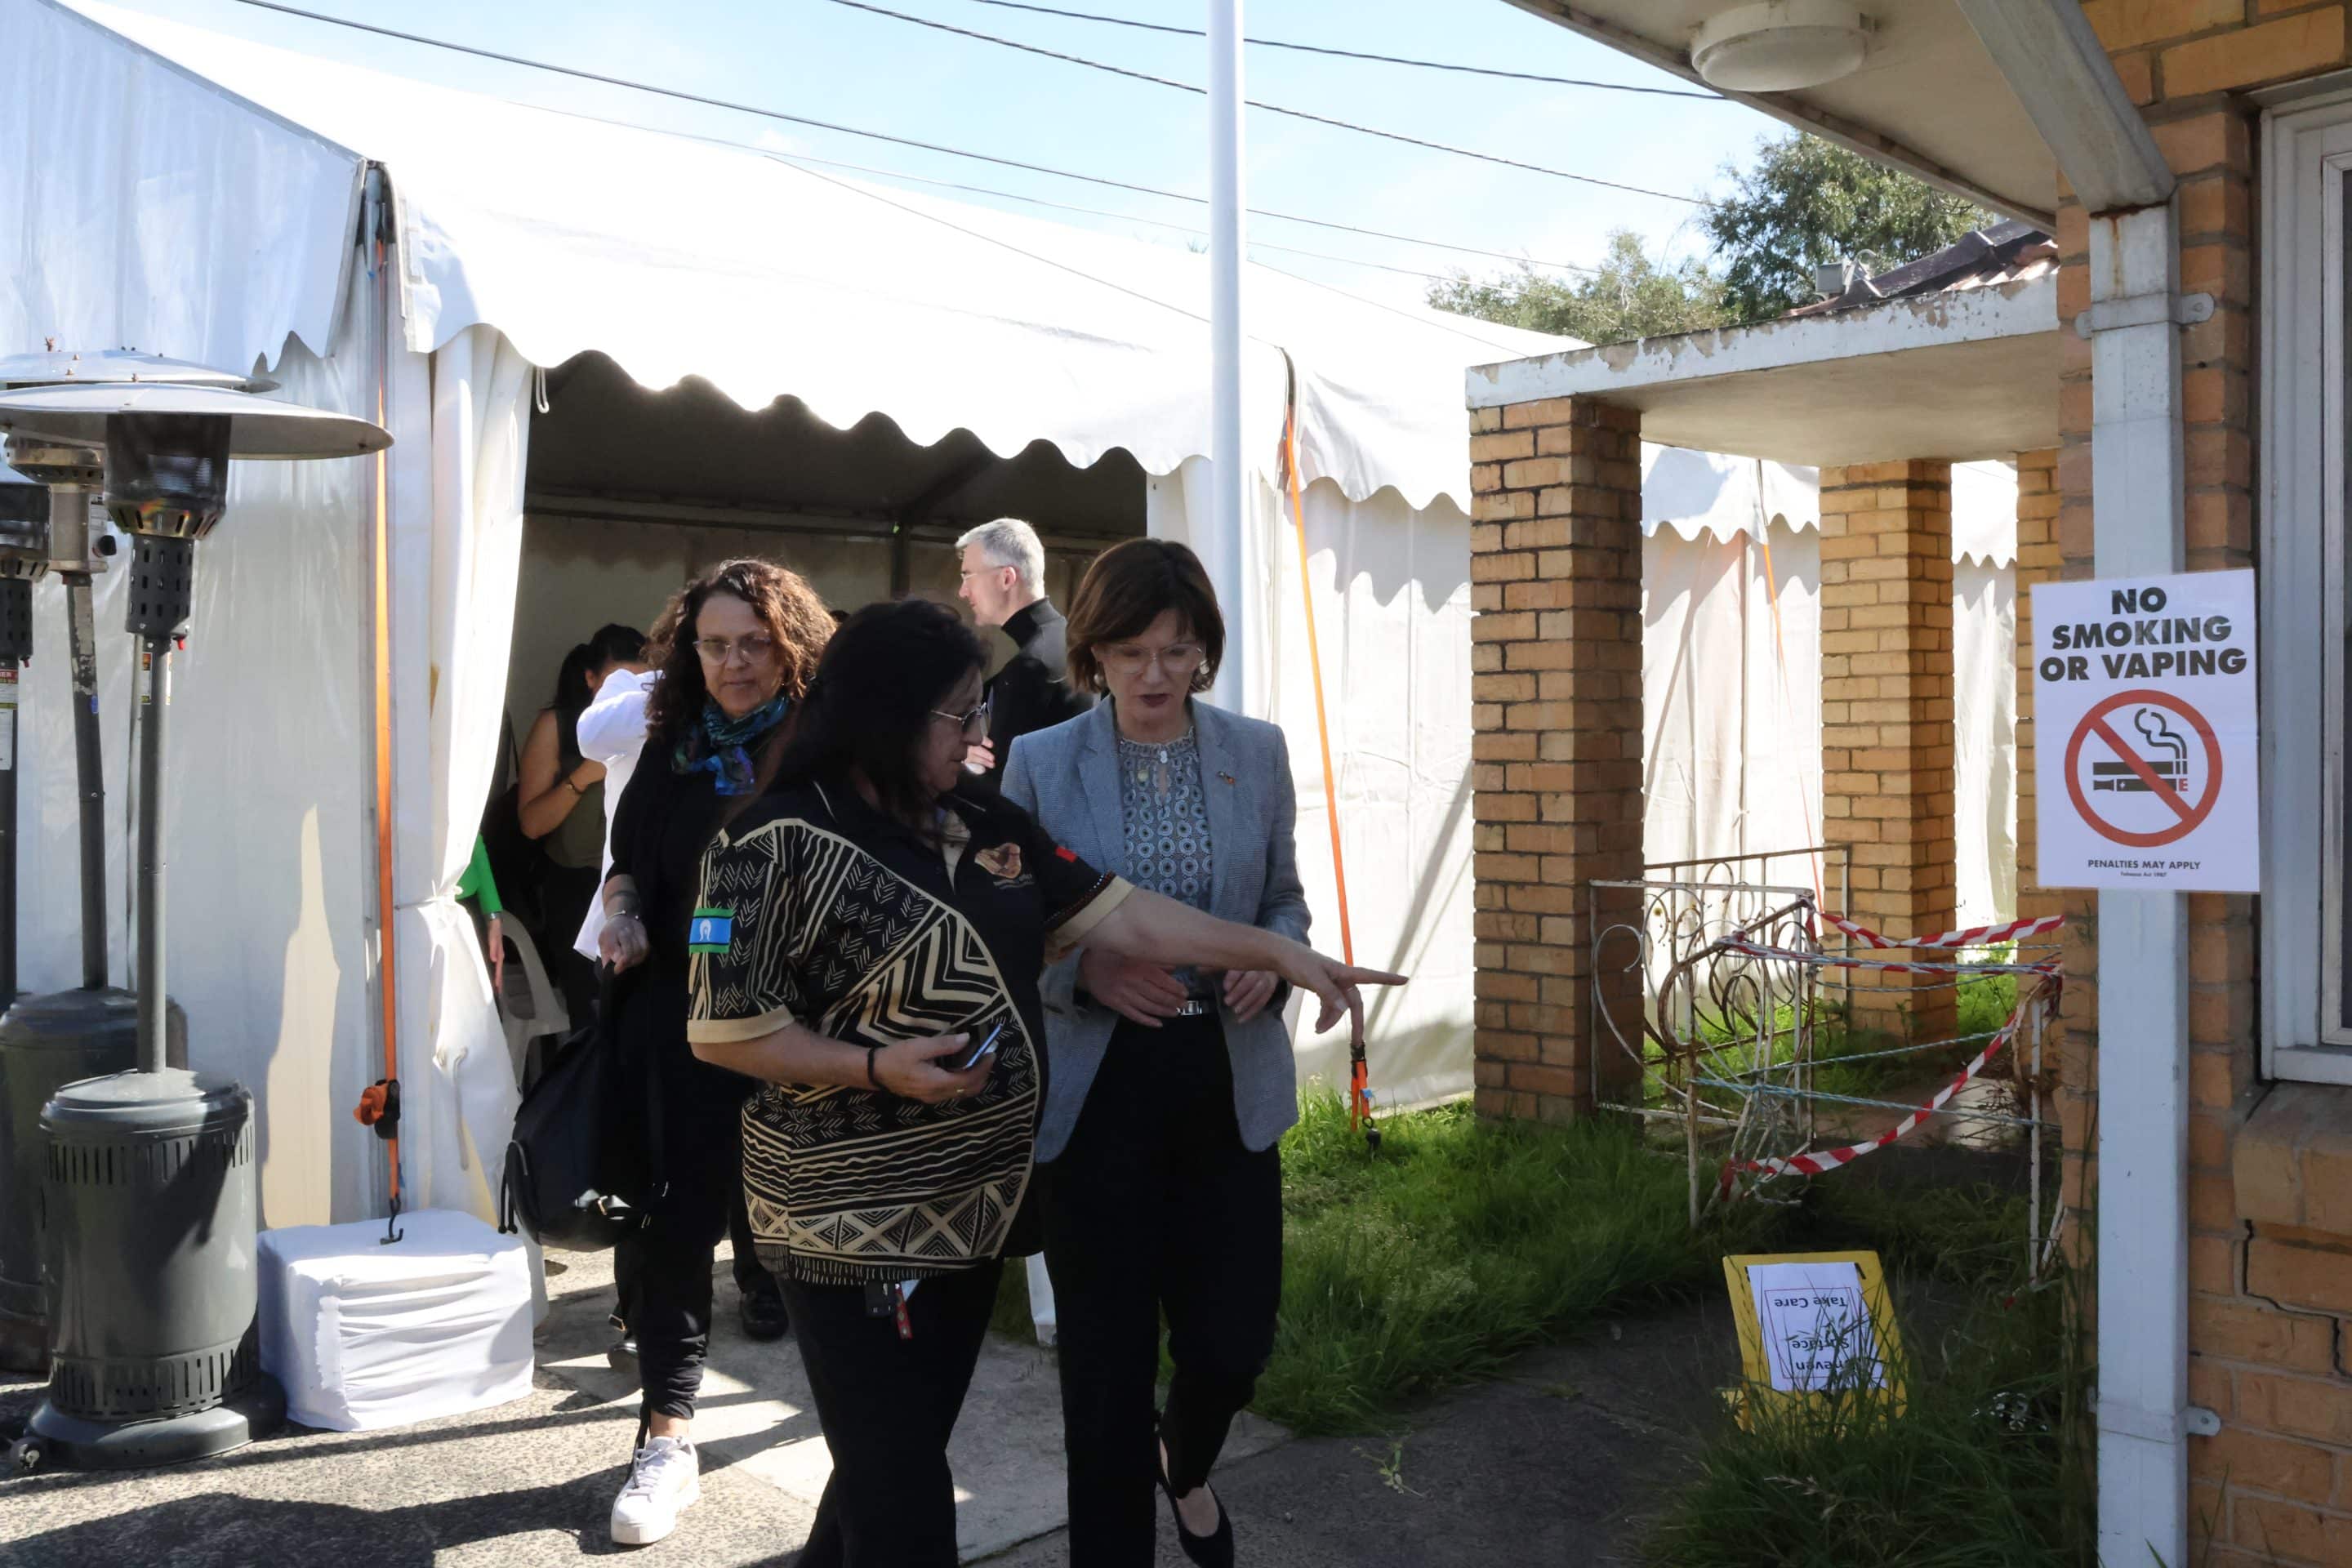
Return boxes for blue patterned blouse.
[1116,724,1215,997]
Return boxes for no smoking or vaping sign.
[2032,571,2258,892]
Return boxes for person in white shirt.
[572,665,657,963]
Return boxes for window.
[2264,80,2352,1084]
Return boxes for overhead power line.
[951,0,1723,100]
[768,152,1499,280]
[772,150,1594,274]
[225,0,1601,275]
[823,0,1701,204]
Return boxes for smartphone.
[950,1018,1007,1073]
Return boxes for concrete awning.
[1465,274,2057,467]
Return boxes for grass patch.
[1646,1174,2091,1568]
[1254,1094,1771,1436]
[1643,1279,2088,1568]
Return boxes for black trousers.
[612,1113,777,1420]
[782,1259,1003,1567]
[1043,1013,1284,1566]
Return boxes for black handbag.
[498,965,666,1253]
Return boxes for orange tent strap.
[372,232,401,1205]
[1282,411,1354,967]
[1281,408,1370,1128]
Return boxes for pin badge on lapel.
[1218,771,1236,785]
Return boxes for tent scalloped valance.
[1641,446,2018,569]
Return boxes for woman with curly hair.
[593,558,834,1547]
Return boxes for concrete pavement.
[0,1241,1731,1565]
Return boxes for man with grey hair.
[957,517,1089,789]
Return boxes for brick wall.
[2065,4,2349,1561]
[1817,461,1958,1041]
[1466,396,1644,1123]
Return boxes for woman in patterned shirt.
[684,598,1398,1568]
[1003,539,1305,1566]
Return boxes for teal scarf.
[673,694,790,795]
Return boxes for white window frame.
[2263,80,2352,1084]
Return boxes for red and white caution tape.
[1716,938,2060,978]
[1820,911,2065,951]
[1717,976,2060,1196]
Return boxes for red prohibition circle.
[2062,688,2224,849]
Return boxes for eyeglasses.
[1101,642,1205,680]
[932,698,991,736]
[693,634,777,667]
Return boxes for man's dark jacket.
[978,599,1092,790]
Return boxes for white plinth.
[258,1208,536,1432]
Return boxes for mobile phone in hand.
[950,1018,1007,1073]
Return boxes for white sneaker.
[610,1434,702,1546]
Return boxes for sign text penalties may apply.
[2031,569,2258,893]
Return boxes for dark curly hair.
[1063,537,1224,695]
[773,599,988,832]
[551,622,646,768]
[642,559,835,751]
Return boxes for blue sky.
[103,0,1790,310]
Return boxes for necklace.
[1123,726,1194,798]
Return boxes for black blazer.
[978,598,1092,789]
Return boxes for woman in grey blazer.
[1004,539,1310,1568]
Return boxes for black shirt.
[977,599,1091,790]
[687,777,1129,1284]
[603,735,771,1127]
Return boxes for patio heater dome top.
[0,349,276,394]
[0,383,390,460]
[1690,2,1870,93]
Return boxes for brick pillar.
[2013,448,2060,925]
[1467,395,1644,1124]
[1818,461,1957,1044]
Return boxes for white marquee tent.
[2,0,1570,1227]
[1642,448,2020,927]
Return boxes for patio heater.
[0,379,389,1468]
[0,351,260,1374]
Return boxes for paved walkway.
[0,1244,1735,1565]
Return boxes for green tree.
[1703,132,1998,323]
[1425,229,1728,347]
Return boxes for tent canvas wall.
[3,0,1563,1227]
[1642,450,2018,929]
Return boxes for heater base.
[0,987,184,1378]
[19,1372,285,1471]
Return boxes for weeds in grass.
[1254,1094,1774,1436]
[1644,1273,2090,1568]
[1645,1173,2091,1568]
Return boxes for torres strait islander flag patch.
[688,907,735,954]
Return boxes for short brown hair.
[643,558,835,749]
[1064,538,1225,694]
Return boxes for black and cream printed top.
[686,777,1130,1285]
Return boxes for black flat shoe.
[1157,1446,1234,1568]
[739,1287,789,1342]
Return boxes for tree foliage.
[1701,132,1998,323]
[1425,229,1728,347]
